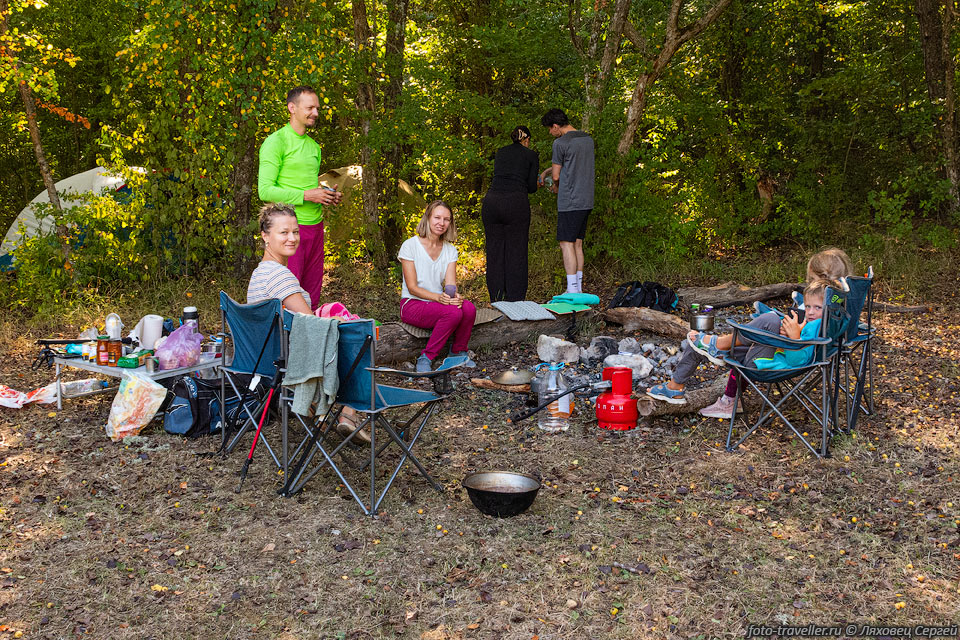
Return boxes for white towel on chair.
[284,315,340,416]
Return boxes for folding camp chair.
[218,292,292,474]
[838,268,875,433]
[724,285,849,458]
[280,319,465,515]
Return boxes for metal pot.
[463,471,541,518]
[689,313,715,332]
[491,368,534,385]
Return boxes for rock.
[537,335,580,364]
[641,342,655,353]
[566,599,578,609]
[579,336,619,366]
[602,353,654,380]
[618,337,641,354]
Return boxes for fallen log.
[376,311,589,364]
[601,307,688,339]
[636,375,727,417]
[677,281,801,309]
[873,301,929,314]
[470,378,530,393]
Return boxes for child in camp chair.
[646,279,836,405]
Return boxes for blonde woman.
[398,200,476,372]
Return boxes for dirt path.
[0,306,957,639]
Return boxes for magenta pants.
[287,221,324,311]
[400,298,476,360]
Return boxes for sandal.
[335,414,371,446]
[688,332,729,366]
[646,383,687,405]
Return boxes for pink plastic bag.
[155,322,203,370]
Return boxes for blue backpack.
[163,377,224,438]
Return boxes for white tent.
[1,166,130,264]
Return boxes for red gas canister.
[595,366,638,431]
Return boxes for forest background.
[2,0,959,314]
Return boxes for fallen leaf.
[261,543,275,552]
[150,584,168,592]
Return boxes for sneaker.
[791,290,804,307]
[698,394,740,419]
[450,351,476,368]
[646,383,687,405]
[416,354,433,373]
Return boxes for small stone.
[603,354,653,380]
[579,336,619,366]
[641,343,655,353]
[618,338,641,354]
[566,598,578,609]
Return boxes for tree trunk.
[352,0,389,271]
[941,0,959,213]
[916,0,946,101]
[377,0,409,261]
[582,0,631,132]
[676,281,802,309]
[636,375,727,417]
[601,307,689,339]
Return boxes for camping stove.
[595,366,638,431]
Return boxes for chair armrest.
[727,320,831,351]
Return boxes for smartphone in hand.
[788,307,805,323]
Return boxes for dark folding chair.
[280,319,465,514]
[218,292,292,473]
[724,286,849,458]
[838,267,875,433]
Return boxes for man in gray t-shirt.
[539,108,595,293]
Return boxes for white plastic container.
[537,362,572,433]
[62,378,108,398]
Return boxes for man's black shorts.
[557,209,591,242]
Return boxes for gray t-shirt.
[551,130,595,211]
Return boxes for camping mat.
[541,302,592,315]
[399,306,503,338]
[491,301,557,322]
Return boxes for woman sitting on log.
[398,200,477,373]
[247,203,368,444]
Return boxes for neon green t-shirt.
[257,124,323,225]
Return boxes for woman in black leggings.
[481,126,539,302]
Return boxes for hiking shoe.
[698,394,741,419]
[753,301,774,318]
[416,354,433,373]
[688,332,729,366]
[450,351,476,367]
[791,290,804,307]
[646,383,687,405]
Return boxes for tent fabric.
[1,166,130,267]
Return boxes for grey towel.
[491,300,556,322]
[284,315,340,416]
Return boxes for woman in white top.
[247,203,367,443]
[398,200,476,372]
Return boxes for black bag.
[610,280,679,313]
[163,377,225,438]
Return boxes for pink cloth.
[287,221,324,311]
[400,298,476,360]
[316,302,360,321]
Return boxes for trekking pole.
[236,358,284,492]
[280,335,372,497]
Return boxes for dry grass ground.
[0,267,958,639]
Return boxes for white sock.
[576,271,583,292]
[566,274,578,293]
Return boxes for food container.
[97,336,110,366]
[689,313,715,332]
[107,340,122,367]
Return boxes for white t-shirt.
[397,236,458,301]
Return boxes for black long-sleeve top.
[488,142,539,194]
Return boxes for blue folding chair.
[218,292,293,474]
[838,268,875,433]
[724,285,849,458]
[281,319,465,514]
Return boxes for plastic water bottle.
[538,363,572,433]
[62,378,108,398]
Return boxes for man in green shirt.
[258,86,341,309]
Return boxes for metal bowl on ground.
[689,313,715,332]
[491,368,535,385]
[462,471,541,518]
